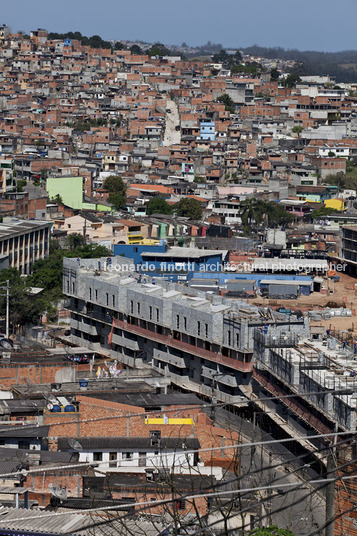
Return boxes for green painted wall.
[47,177,112,212]
[46,176,83,209]
[92,203,112,213]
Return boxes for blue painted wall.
[200,121,215,141]
[113,242,167,267]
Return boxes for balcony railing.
[113,318,253,373]
[254,329,298,348]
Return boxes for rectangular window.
[205,323,208,338]
[184,317,187,331]
[197,321,201,336]
[236,333,240,347]
[89,288,92,300]
[123,452,133,460]
[95,289,98,301]
[228,331,231,346]
[137,302,141,315]
[93,452,103,461]
[176,499,186,510]
[130,301,134,314]
[109,452,117,467]
[106,293,109,306]
[112,295,115,308]
[149,306,152,320]
[176,315,180,329]
[156,308,159,321]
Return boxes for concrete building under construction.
[63,256,309,407]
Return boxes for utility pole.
[5,280,9,339]
[325,447,336,536]
[267,450,273,525]
[0,280,10,339]
[326,426,338,536]
[83,218,87,244]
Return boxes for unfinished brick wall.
[0,362,90,389]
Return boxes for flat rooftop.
[142,247,228,259]
[0,220,51,240]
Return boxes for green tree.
[0,268,44,331]
[311,206,339,219]
[239,199,293,230]
[173,198,202,220]
[270,68,280,81]
[148,43,170,57]
[16,179,27,193]
[28,240,112,321]
[249,526,295,536]
[346,158,357,173]
[108,192,126,210]
[146,197,172,216]
[74,243,112,258]
[232,50,243,63]
[217,93,235,113]
[114,41,125,51]
[88,34,111,49]
[212,49,229,63]
[324,171,346,191]
[51,194,64,205]
[194,176,206,184]
[292,125,304,137]
[66,233,85,251]
[265,201,294,227]
[103,175,126,194]
[283,73,301,88]
[103,175,127,209]
[130,44,143,55]
[238,198,264,228]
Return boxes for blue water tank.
[64,405,76,412]
[79,380,88,388]
[52,405,61,412]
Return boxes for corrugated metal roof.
[0,425,49,438]
[0,507,163,535]
[261,279,312,286]
[58,436,200,451]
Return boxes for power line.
[9,469,357,529]
[2,385,354,436]
[0,429,354,482]
[4,429,351,534]
[2,426,345,526]
[76,451,351,536]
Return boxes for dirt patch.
[247,271,357,333]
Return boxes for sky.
[2,0,357,52]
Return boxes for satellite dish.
[0,339,13,349]
[47,403,53,411]
[48,483,68,500]
[68,439,83,451]
[16,451,29,464]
